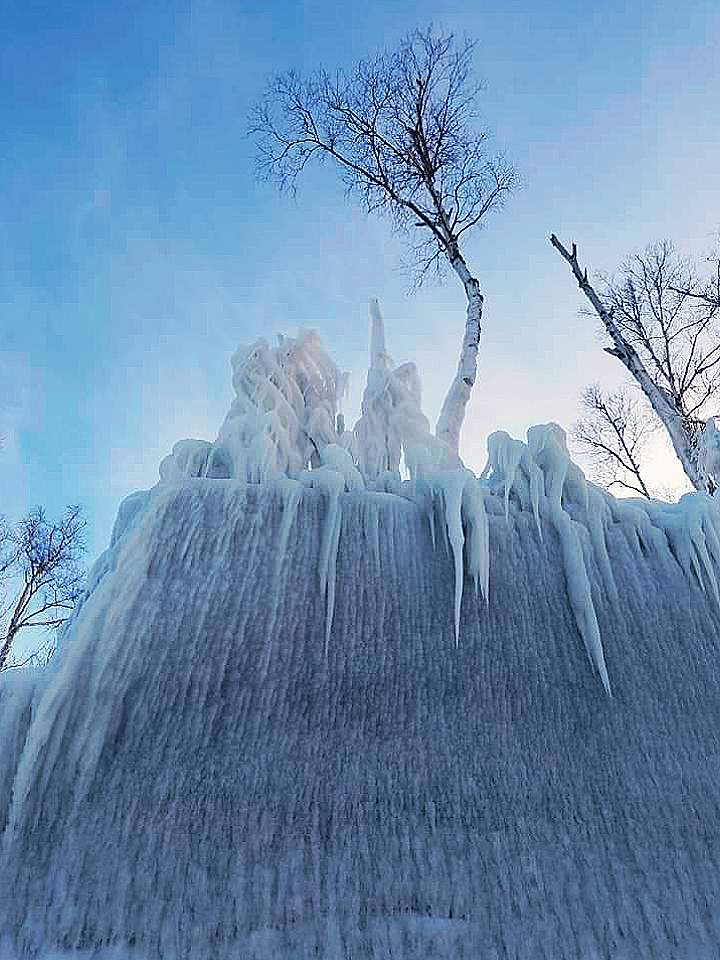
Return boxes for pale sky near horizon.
[2,0,719,567]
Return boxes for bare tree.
[672,241,720,315]
[551,235,720,492]
[571,384,654,498]
[250,27,518,458]
[0,505,86,671]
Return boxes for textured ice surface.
[3,466,720,958]
[0,674,39,839]
[5,318,720,958]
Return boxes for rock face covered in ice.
[4,322,720,958]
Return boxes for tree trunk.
[435,247,483,458]
[551,235,705,492]
[0,629,17,670]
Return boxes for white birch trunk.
[435,247,484,458]
[551,235,703,492]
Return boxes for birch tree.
[250,27,517,458]
[551,235,720,492]
[0,505,86,670]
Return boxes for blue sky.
[2,0,719,567]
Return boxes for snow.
[4,310,720,957]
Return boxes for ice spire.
[369,297,390,370]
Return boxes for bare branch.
[571,384,654,498]
[0,504,86,671]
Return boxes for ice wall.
[4,318,720,958]
[3,465,720,958]
[0,674,39,839]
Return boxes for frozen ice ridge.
[159,306,720,694]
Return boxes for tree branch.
[551,234,706,491]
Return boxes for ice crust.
[5,313,720,957]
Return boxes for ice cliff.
[3,311,720,959]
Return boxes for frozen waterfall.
[3,309,720,959]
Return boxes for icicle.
[262,479,302,658]
[300,467,345,653]
[585,487,619,610]
[462,477,490,603]
[361,496,380,570]
[441,473,467,646]
[483,424,613,694]
[641,494,720,604]
[422,470,488,644]
[482,431,524,521]
[482,431,542,540]
[553,507,612,694]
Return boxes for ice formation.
[158,302,489,650]
[4,305,720,958]
[348,298,455,480]
[160,330,348,484]
[483,424,612,694]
